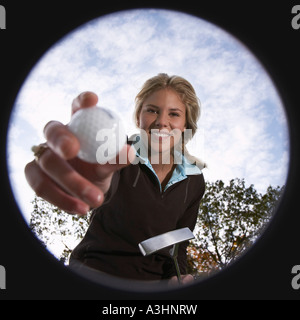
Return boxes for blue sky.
[7,9,289,222]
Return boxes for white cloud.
[7,9,289,223]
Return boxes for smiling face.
[137,88,187,159]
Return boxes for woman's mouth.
[151,130,173,141]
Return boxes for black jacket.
[70,161,205,281]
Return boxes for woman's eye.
[147,108,157,114]
[170,112,180,117]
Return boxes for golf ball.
[68,106,126,164]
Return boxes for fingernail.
[75,203,90,215]
[82,187,102,207]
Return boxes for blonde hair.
[134,73,200,137]
[133,73,206,169]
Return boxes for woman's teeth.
[152,131,173,138]
[153,132,170,137]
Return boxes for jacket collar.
[130,134,202,177]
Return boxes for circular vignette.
[6,7,291,294]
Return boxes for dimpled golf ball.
[68,106,126,164]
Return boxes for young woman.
[25,74,206,284]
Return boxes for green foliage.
[29,196,91,264]
[187,178,284,276]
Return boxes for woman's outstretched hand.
[25,92,135,215]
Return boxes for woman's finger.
[43,92,98,160]
[36,148,103,208]
[43,120,80,160]
[25,160,91,215]
[71,91,98,115]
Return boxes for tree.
[29,196,91,264]
[29,178,283,274]
[186,178,284,276]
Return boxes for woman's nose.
[155,111,168,128]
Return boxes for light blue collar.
[132,136,202,192]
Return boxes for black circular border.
[2,0,300,300]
